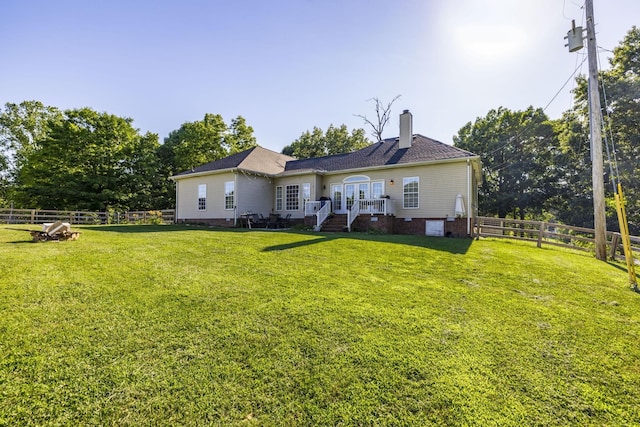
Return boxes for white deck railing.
[347,199,394,232]
[315,201,331,231]
[347,200,361,232]
[305,201,321,216]
[306,199,393,232]
[358,198,394,215]
[305,201,332,231]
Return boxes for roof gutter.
[303,155,482,178]
[170,167,278,181]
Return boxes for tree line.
[454,27,640,234]
[1,27,638,233]
[0,105,373,212]
[0,107,257,212]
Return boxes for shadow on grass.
[79,224,208,233]
[261,231,473,255]
[76,224,473,254]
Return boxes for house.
[170,110,482,237]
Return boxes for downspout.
[467,159,471,236]
[174,179,179,224]
[234,171,238,226]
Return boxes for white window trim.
[285,184,300,211]
[224,181,234,210]
[403,176,419,209]
[198,184,207,211]
[275,186,283,211]
[372,180,385,198]
[303,183,311,203]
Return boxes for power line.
[480,57,588,164]
[542,55,588,112]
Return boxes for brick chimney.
[399,109,413,149]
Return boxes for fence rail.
[475,216,640,261]
[0,208,175,225]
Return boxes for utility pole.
[585,0,607,260]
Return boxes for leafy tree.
[0,101,63,205]
[570,26,640,233]
[15,108,162,211]
[546,112,594,227]
[122,131,168,210]
[160,114,257,175]
[454,107,557,219]
[282,124,369,159]
[0,101,63,170]
[226,116,257,154]
[0,156,9,207]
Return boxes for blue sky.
[1,0,638,153]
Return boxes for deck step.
[319,214,348,232]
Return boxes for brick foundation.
[178,218,237,227]
[394,217,469,237]
[179,218,305,229]
[350,215,395,233]
[304,214,471,236]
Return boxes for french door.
[345,183,370,211]
[332,179,375,214]
[331,184,344,213]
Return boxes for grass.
[0,224,639,426]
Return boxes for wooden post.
[610,233,620,260]
[585,0,607,260]
[31,210,36,223]
[537,222,545,248]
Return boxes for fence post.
[31,210,36,223]
[610,233,620,260]
[537,222,545,248]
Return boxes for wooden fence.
[0,208,175,225]
[475,216,640,261]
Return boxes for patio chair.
[252,214,266,228]
[279,213,291,228]
[267,213,280,229]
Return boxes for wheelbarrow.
[28,221,81,242]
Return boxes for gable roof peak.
[171,145,294,178]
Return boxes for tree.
[0,101,63,169]
[281,125,370,159]
[226,116,257,154]
[0,101,63,205]
[15,108,162,211]
[159,114,257,175]
[0,155,9,207]
[122,131,167,210]
[355,95,401,142]
[570,26,640,233]
[546,111,594,228]
[454,107,557,219]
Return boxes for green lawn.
[1,225,638,426]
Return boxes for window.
[403,177,419,209]
[343,175,370,183]
[372,181,384,198]
[224,181,234,210]
[286,185,299,210]
[302,183,311,203]
[198,184,207,211]
[275,186,283,211]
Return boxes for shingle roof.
[284,134,477,173]
[172,146,295,177]
[172,135,477,179]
